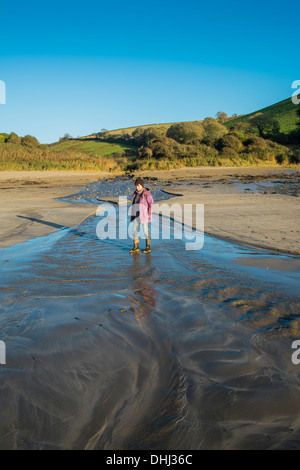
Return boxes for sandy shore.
[0,167,299,255]
[0,168,300,450]
[136,166,300,255]
[0,171,112,249]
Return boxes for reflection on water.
[0,210,300,450]
[129,255,157,327]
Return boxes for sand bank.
[0,171,112,249]
[136,167,300,255]
[0,167,299,255]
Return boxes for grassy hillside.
[225,97,298,134]
[0,136,139,171]
[1,96,299,171]
[82,121,198,140]
[82,97,299,140]
[50,138,137,157]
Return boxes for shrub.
[138,146,153,160]
[130,126,166,146]
[216,111,228,123]
[142,127,166,146]
[275,154,289,165]
[229,122,252,134]
[217,134,244,152]
[166,122,205,144]
[201,135,218,147]
[220,146,239,158]
[289,151,300,164]
[111,151,126,159]
[243,135,291,163]
[202,119,228,139]
[244,135,268,154]
[250,114,280,137]
[288,128,300,144]
[227,130,249,142]
[148,137,182,160]
[21,135,39,147]
[6,132,21,144]
[131,128,145,145]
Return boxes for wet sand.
[0,167,299,255]
[135,166,300,256]
[0,167,300,254]
[0,171,112,249]
[0,168,300,450]
[0,206,300,450]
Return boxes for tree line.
[1,104,299,171]
[0,132,40,147]
[95,108,300,167]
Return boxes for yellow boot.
[129,239,139,254]
[142,238,151,253]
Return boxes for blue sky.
[0,0,298,143]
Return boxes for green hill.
[1,96,299,171]
[46,95,299,169]
[78,96,299,140]
[225,97,299,134]
[49,138,137,157]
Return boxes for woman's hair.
[135,177,144,187]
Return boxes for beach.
[137,166,300,255]
[0,171,112,249]
[0,167,300,450]
[0,167,299,255]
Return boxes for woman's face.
[136,184,143,192]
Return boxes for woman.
[130,177,154,254]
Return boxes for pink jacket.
[131,188,154,223]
